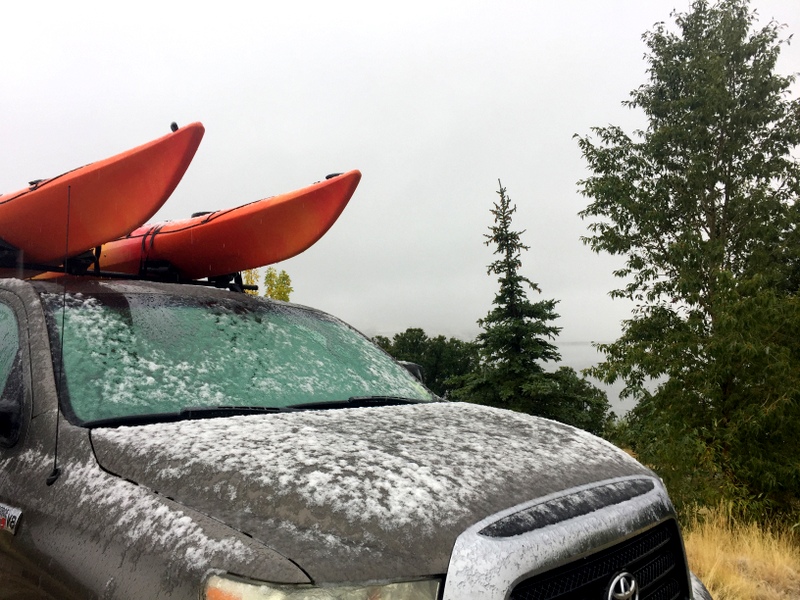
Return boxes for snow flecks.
[442,476,675,600]
[691,572,714,600]
[14,448,253,573]
[93,403,645,534]
[41,292,432,423]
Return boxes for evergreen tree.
[472,181,561,409]
[454,182,611,435]
[482,182,562,370]
[576,0,800,518]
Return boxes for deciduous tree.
[241,268,260,296]
[375,328,480,397]
[263,267,293,301]
[576,0,800,517]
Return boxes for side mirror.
[0,397,21,449]
[0,356,22,448]
[398,361,425,383]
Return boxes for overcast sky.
[3,1,798,409]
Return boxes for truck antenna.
[47,186,71,486]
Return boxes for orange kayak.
[99,170,361,280]
[0,122,204,265]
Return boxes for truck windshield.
[41,289,435,425]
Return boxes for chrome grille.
[509,520,689,600]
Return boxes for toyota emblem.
[608,572,639,600]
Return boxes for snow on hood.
[91,402,651,582]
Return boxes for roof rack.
[0,242,257,294]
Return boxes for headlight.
[205,574,441,600]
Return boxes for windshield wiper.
[83,405,292,428]
[85,398,432,427]
[287,396,429,410]
[180,405,295,418]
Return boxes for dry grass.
[683,504,800,600]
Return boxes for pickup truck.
[0,276,712,599]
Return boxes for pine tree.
[477,181,561,392]
[454,182,610,434]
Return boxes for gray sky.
[3,1,798,409]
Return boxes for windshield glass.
[42,289,434,424]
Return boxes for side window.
[0,303,22,448]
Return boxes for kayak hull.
[99,170,361,279]
[0,123,204,265]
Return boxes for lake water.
[556,341,637,416]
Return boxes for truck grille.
[509,520,689,600]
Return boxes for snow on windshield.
[41,292,432,422]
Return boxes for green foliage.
[614,284,800,519]
[577,0,800,520]
[545,367,616,436]
[452,181,612,436]
[478,181,561,371]
[263,267,293,302]
[239,268,293,300]
[374,328,480,397]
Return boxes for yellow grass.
[683,505,800,600]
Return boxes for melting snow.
[93,402,645,532]
[41,292,431,422]
[12,448,254,573]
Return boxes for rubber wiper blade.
[288,396,427,410]
[83,405,291,428]
[348,396,428,406]
[179,405,294,419]
[83,412,184,428]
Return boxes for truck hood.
[91,402,652,582]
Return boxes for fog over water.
[557,342,636,416]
